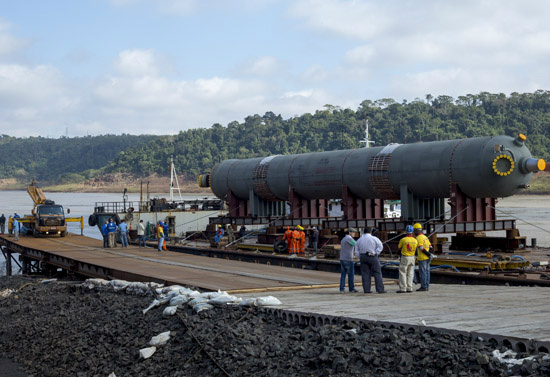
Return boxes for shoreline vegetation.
[0,171,548,195]
[0,174,211,194]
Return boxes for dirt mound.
[0,276,548,376]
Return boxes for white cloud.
[239,56,284,77]
[289,0,390,40]
[0,64,81,136]
[388,67,522,100]
[291,0,549,99]
[0,18,29,57]
[343,45,375,65]
[114,49,161,76]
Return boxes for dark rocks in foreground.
[0,276,548,377]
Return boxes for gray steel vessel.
[202,134,545,204]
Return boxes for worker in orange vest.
[291,226,301,255]
[298,225,306,254]
[283,226,293,253]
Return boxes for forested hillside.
[0,91,548,185]
[108,90,549,178]
[0,134,160,183]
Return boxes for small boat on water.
[88,159,224,239]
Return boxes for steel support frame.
[341,185,384,220]
[449,183,496,222]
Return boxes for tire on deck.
[273,240,288,254]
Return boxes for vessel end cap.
[537,159,546,171]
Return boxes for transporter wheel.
[274,240,288,254]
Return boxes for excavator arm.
[27,180,47,214]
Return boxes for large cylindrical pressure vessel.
[203,135,545,201]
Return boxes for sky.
[0,0,548,138]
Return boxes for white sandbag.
[0,288,14,298]
[83,278,109,290]
[255,296,282,306]
[239,298,258,307]
[40,278,57,284]
[142,299,160,315]
[126,282,150,295]
[158,296,171,305]
[193,303,214,313]
[161,285,185,294]
[108,279,130,292]
[187,290,201,298]
[139,346,157,359]
[108,373,116,377]
[492,349,537,366]
[178,287,195,295]
[200,290,226,299]
[149,331,171,346]
[169,295,189,306]
[163,306,178,317]
[208,293,242,306]
[188,297,208,308]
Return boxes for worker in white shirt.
[355,227,386,294]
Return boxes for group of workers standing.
[1,213,21,240]
[339,223,435,294]
[101,218,129,248]
[100,218,169,251]
[283,225,319,255]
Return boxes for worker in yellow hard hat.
[397,225,418,293]
[298,226,306,254]
[413,223,436,292]
[290,226,301,257]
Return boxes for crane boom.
[27,180,47,214]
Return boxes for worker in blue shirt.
[13,217,20,241]
[119,219,129,247]
[107,219,118,248]
[101,221,109,248]
[162,221,169,241]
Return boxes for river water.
[1,192,549,275]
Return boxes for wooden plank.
[240,285,550,342]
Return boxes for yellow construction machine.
[13,181,69,237]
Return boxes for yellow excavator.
[10,180,82,237]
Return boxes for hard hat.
[413,223,422,230]
[405,225,414,234]
[297,225,303,230]
[217,225,221,228]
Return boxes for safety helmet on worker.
[405,225,414,234]
[413,223,422,230]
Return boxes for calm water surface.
[1,192,548,275]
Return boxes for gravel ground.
[0,275,548,377]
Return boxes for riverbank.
[0,173,211,194]
[1,275,548,377]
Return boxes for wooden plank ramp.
[0,234,356,291]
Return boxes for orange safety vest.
[291,230,301,254]
[299,230,305,253]
[284,229,293,253]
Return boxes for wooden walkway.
[0,234,352,290]
[240,285,550,346]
